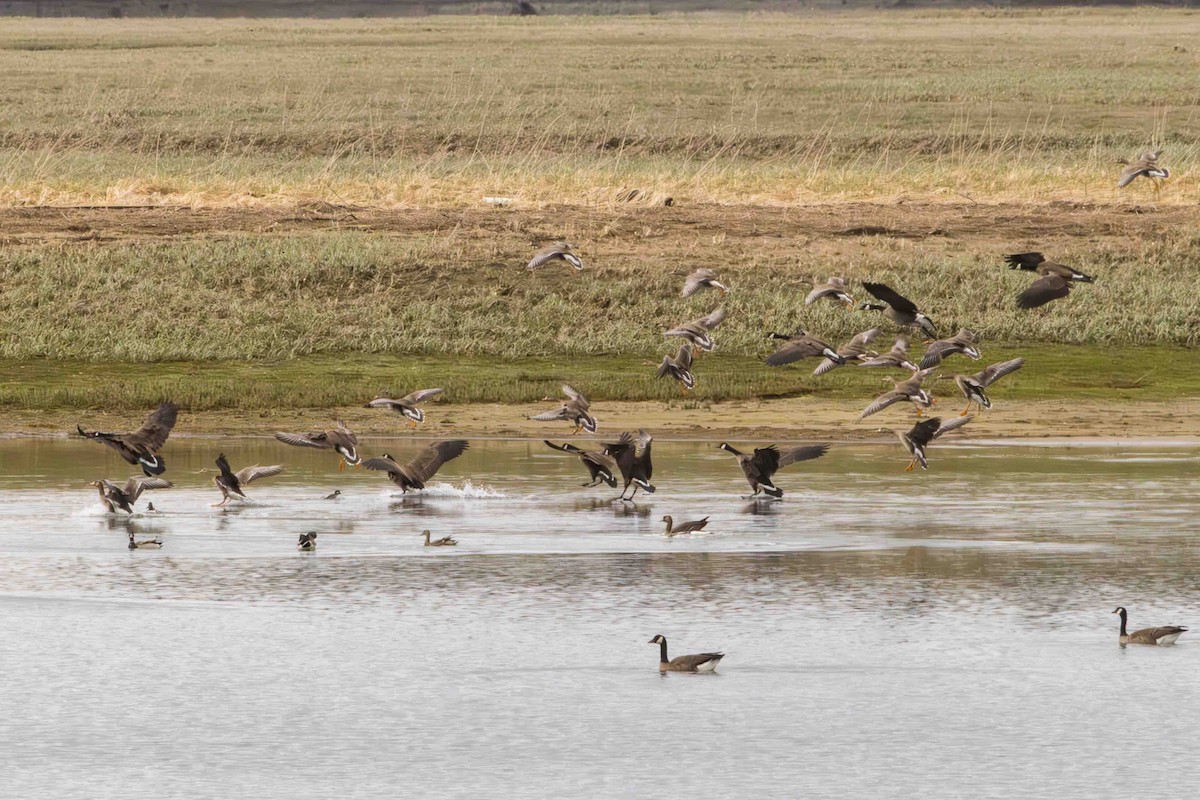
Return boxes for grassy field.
[0,11,1197,206]
[1,11,1198,420]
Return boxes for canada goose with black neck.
[603,429,655,501]
[1113,607,1186,646]
[718,442,830,498]
[544,440,618,488]
[1005,252,1094,310]
[860,283,936,339]
[648,634,724,673]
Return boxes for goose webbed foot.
[904,460,916,472]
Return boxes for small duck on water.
[323,490,342,501]
[297,532,318,552]
[127,532,163,550]
[422,530,458,547]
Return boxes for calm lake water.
[1,436,1197,799]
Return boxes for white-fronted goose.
[128,531,163,550]
[954,357,1024,416]
[530,384,597,434]
[1005,253,1095,310]
[664,307,727,353]
[764,331,845,368]
[718,442,830,498]
[274,423,360,470]
[364,388,445,426]
[77,403,179,477]
[858,369,936,420]
[527,241,583,271]
[805,276,854,308]
[213,453,284,507]
[919,329,980,369]
[422,529,458,547]
[857,335,918,372]
[656,344,696,393]
[860,283,937,338]
[1117,151,1169,192]
[544,440,618,488]
[1113,607,1186,645]
[813,328,881,376]
[362,440,470,493]
[662,515,709,536]
[648,635,724,673]
[603,429,655,501]
[881,415,972,471]
[297,532,317,551]
[681,268,728,298]
[90,476,172,514]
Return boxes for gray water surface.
[1,438,1197,799]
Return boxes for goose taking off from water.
[813,328,881,376]
[764,331,845,368]
[664,307,727,353]
[881,415,972,471]
[681,268,729,298]
[1113,607,1186,646]
[656,344,696,393]
[1117,151,1169,193]
[860,283,937,339]
[718,443,830,499]
[857,335,918,372]
[274,423,360,470]
[422,530,458,547]
[544,440,619,488]
[364,388,445,426]
[213,453,284,507]
[919,329,980,369]
[859,369,937,421]
[527,241,583,271]
[1004,253,1095,310]
[530,384,597,434]
[648,634,724,673]
[662,515,709,536]
[805,276,855,308]
[89,476,172,514]
[362,440,470,493]
[77,403,179,477]
[953,357,1025,416]
[603,429,655,501]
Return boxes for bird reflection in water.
[742,499,783,516]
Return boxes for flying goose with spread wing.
[364,388,445,426]
[77,403,179,477]
[362,440,470,493]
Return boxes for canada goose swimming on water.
[362,440,470,493]
[919,329,980,369]
[1117,151,1169,194]
[1113,606,1186,646]
[77,402,179,477]
[297,532,317,552]
[1004,253,1095,310]
[805,276,855,308]
[681,268,728,298]
[859,369,937,421]
[860,283,937,339]
[364,388,445,427]
[544,440,618,488]
[603,429,655,501]
[813,328,881,376]
[323,489,342,500]
[89,476,173,514]
[662,515,709,536]
[656,344,696,393]
[527,241,583,271]
[718,442,830,498]
[128,531,163,550]
[648,634,724,673]
[880,415,972,471]
[274,422,360,470]
[530,384,597,434]
[422,529,458,547]
[764,331,845,368]
[664,307,727,353]
[213,453,284,507]
[953,357,1025,416]
[857,335,918,372]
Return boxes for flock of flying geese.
[73,151,1183,666]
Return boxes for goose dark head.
[1112,606,1127,617]
[648,634,665,645]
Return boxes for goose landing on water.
[274,423,360,470]
[89,476,172,514]
[77,403,179,477]
[213,454,284,507]
[718,442,830,499]
[544,440,618,488]
[362,440,470,493]
[603,429,655,502]
[1113,607,1187,646]
[648,634,724,673]
[880,416,972,472]
[530,384,597,435]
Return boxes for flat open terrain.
[1,11,1197,434]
